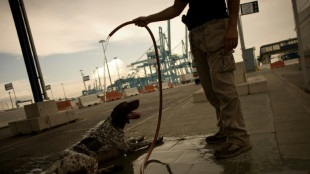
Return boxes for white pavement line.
[126,95,193,131]
[64,128,89,133]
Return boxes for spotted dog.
[46,100,157,174]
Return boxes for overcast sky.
[0,0,297,109]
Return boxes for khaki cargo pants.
[189,19,250,145]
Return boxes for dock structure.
[110,23,193,92]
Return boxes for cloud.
[0,0,299,108]
[0,80,33,109]
[0,0,185,57]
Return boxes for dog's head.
[111,100,141,129]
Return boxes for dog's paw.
[128,136,145,143]
[145,137,164,147]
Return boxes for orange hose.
[108,21,163,174]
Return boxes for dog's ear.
[126,100,139,111]
[111,100,139,118]
[111,100,140,128]
[111,102,129,128]
[111,102,128,119]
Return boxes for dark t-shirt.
[179,0,228,30]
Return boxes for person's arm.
[224,0,240,51]
[132,0,187,27]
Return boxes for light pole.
[50,88,54,100]
[114,57,122,92]
[80,70,87,92]
[8,92,14,109]
[11,83,18,108]
[99,40,113,90]
[61,83,67,99]
[96,67,103,91]
[114,57,121,80]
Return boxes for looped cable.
[108,21,163,174]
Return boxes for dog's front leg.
[127,137,163,152]
[128,136,145,144]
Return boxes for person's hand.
[224,25,238,51]
[132,16,150,27]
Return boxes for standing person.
[132,0,251,159]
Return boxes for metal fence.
[292,0,310,92]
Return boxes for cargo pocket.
[220,50,236,72]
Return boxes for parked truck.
[179,74,194,84]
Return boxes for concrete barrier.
[78,94,101,108]
[168,82,173,88]
[124,87,140,97]
[49,111,70,127]
[193,76,268,103]
[284,59,299,66]
[8,122,18,135]
[258,59,299,70]
[161,82,170,90]
[270,61,285,69]
[29,116,50,132]
[9,110,77,134]
[259,64,271,70]
[9,120,32,134]
[248,76,268,94]
[105,91,124,101]
[8,101,78,134]
[144,85,156,93]
[138,89,144,93]
[236,82,250,96]
[70,100,79,109]
[24,100,58,119]
[56,100,73,111]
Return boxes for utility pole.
[8,92,14,109]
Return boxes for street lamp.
[96,67,102,91]
[114,57,122,92]
[8,92,14,109]
[61,83,67,100]
[80,70,87,91]
[114,57,121,80]
[99,40,113,89]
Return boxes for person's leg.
[203,19,251,158]
[189,27,226,144]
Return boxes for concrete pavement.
[121,65,310,173]
[1,64,310,173]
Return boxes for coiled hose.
[108,21,163,174]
